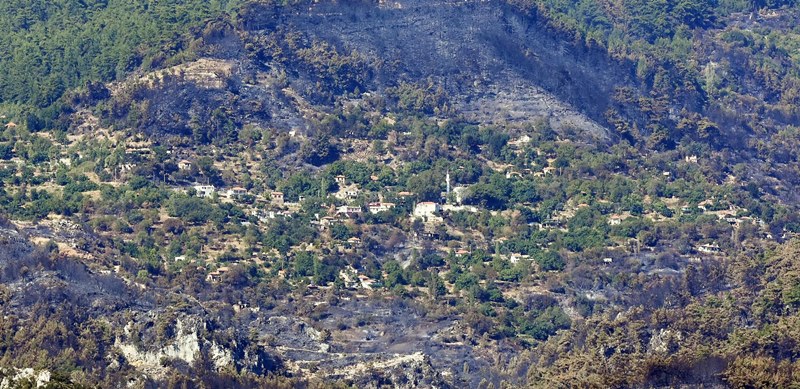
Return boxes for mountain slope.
[2,0,800,388]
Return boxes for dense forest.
[0,0,240,112]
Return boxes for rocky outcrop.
[0,228,452,386]
[0,368,51,389]
[253,0,630,138]
[115,0,630,145]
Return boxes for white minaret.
[446,170,451,198]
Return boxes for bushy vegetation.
[0,0,239,110]
[509,0,800,152]
[2,0,800,387]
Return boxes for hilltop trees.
[0,0,241,110]
[167,195,224,225]
[300,134,339,166]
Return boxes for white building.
[697,243,722,254]
[252,209,279,222]
[347,237,362,246]
[193,184,216,198]
[510,253,532,264]
[368,202,396,214]
[507,135,531,148]
[178,160,193,171]
[413,202,441,219]
[226,187,247,198]
[335,184,360,200]
[317,216,340,230]
[442,204,478,213]
[337,205,362,217]
[206,266,230,283]
[271,191,284,206]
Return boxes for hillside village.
[4,99,795,387]
[3,0,800,386]
[0,107,786,302]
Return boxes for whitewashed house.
[193,184,216,198]
[368,202,396,214]
[413,202,441,219]
[337,205,362,217]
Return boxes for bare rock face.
[115,319,202,377]
[118,0,630,145]
[280,0,632,138]
[268,0,625,138]
[647,328,682,355]
[0,368,51,389]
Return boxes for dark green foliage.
[388,81,449,115]
[383,260,406,288]
[405,170,442,202]
[329,224,350,241]
[518,305,571,340]
[294,251,315,277]
[19,135,53,163]
[464,174,512,210]
[454,272,480,291]
[0,0,240,109]
[536,250,566,272]
[300,134,339,166]
[279,173,320,202]
[511,180,540,204]
[0,144,12,160]
[482,130,509,159]
[563,227,606,251]
[505,294,572,340]
[63,175,98,195]
[785,280,800,307]
[415,253,445,270]
[167,195,223,225]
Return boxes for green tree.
[536,251,566,272]
[294,251,315,277]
